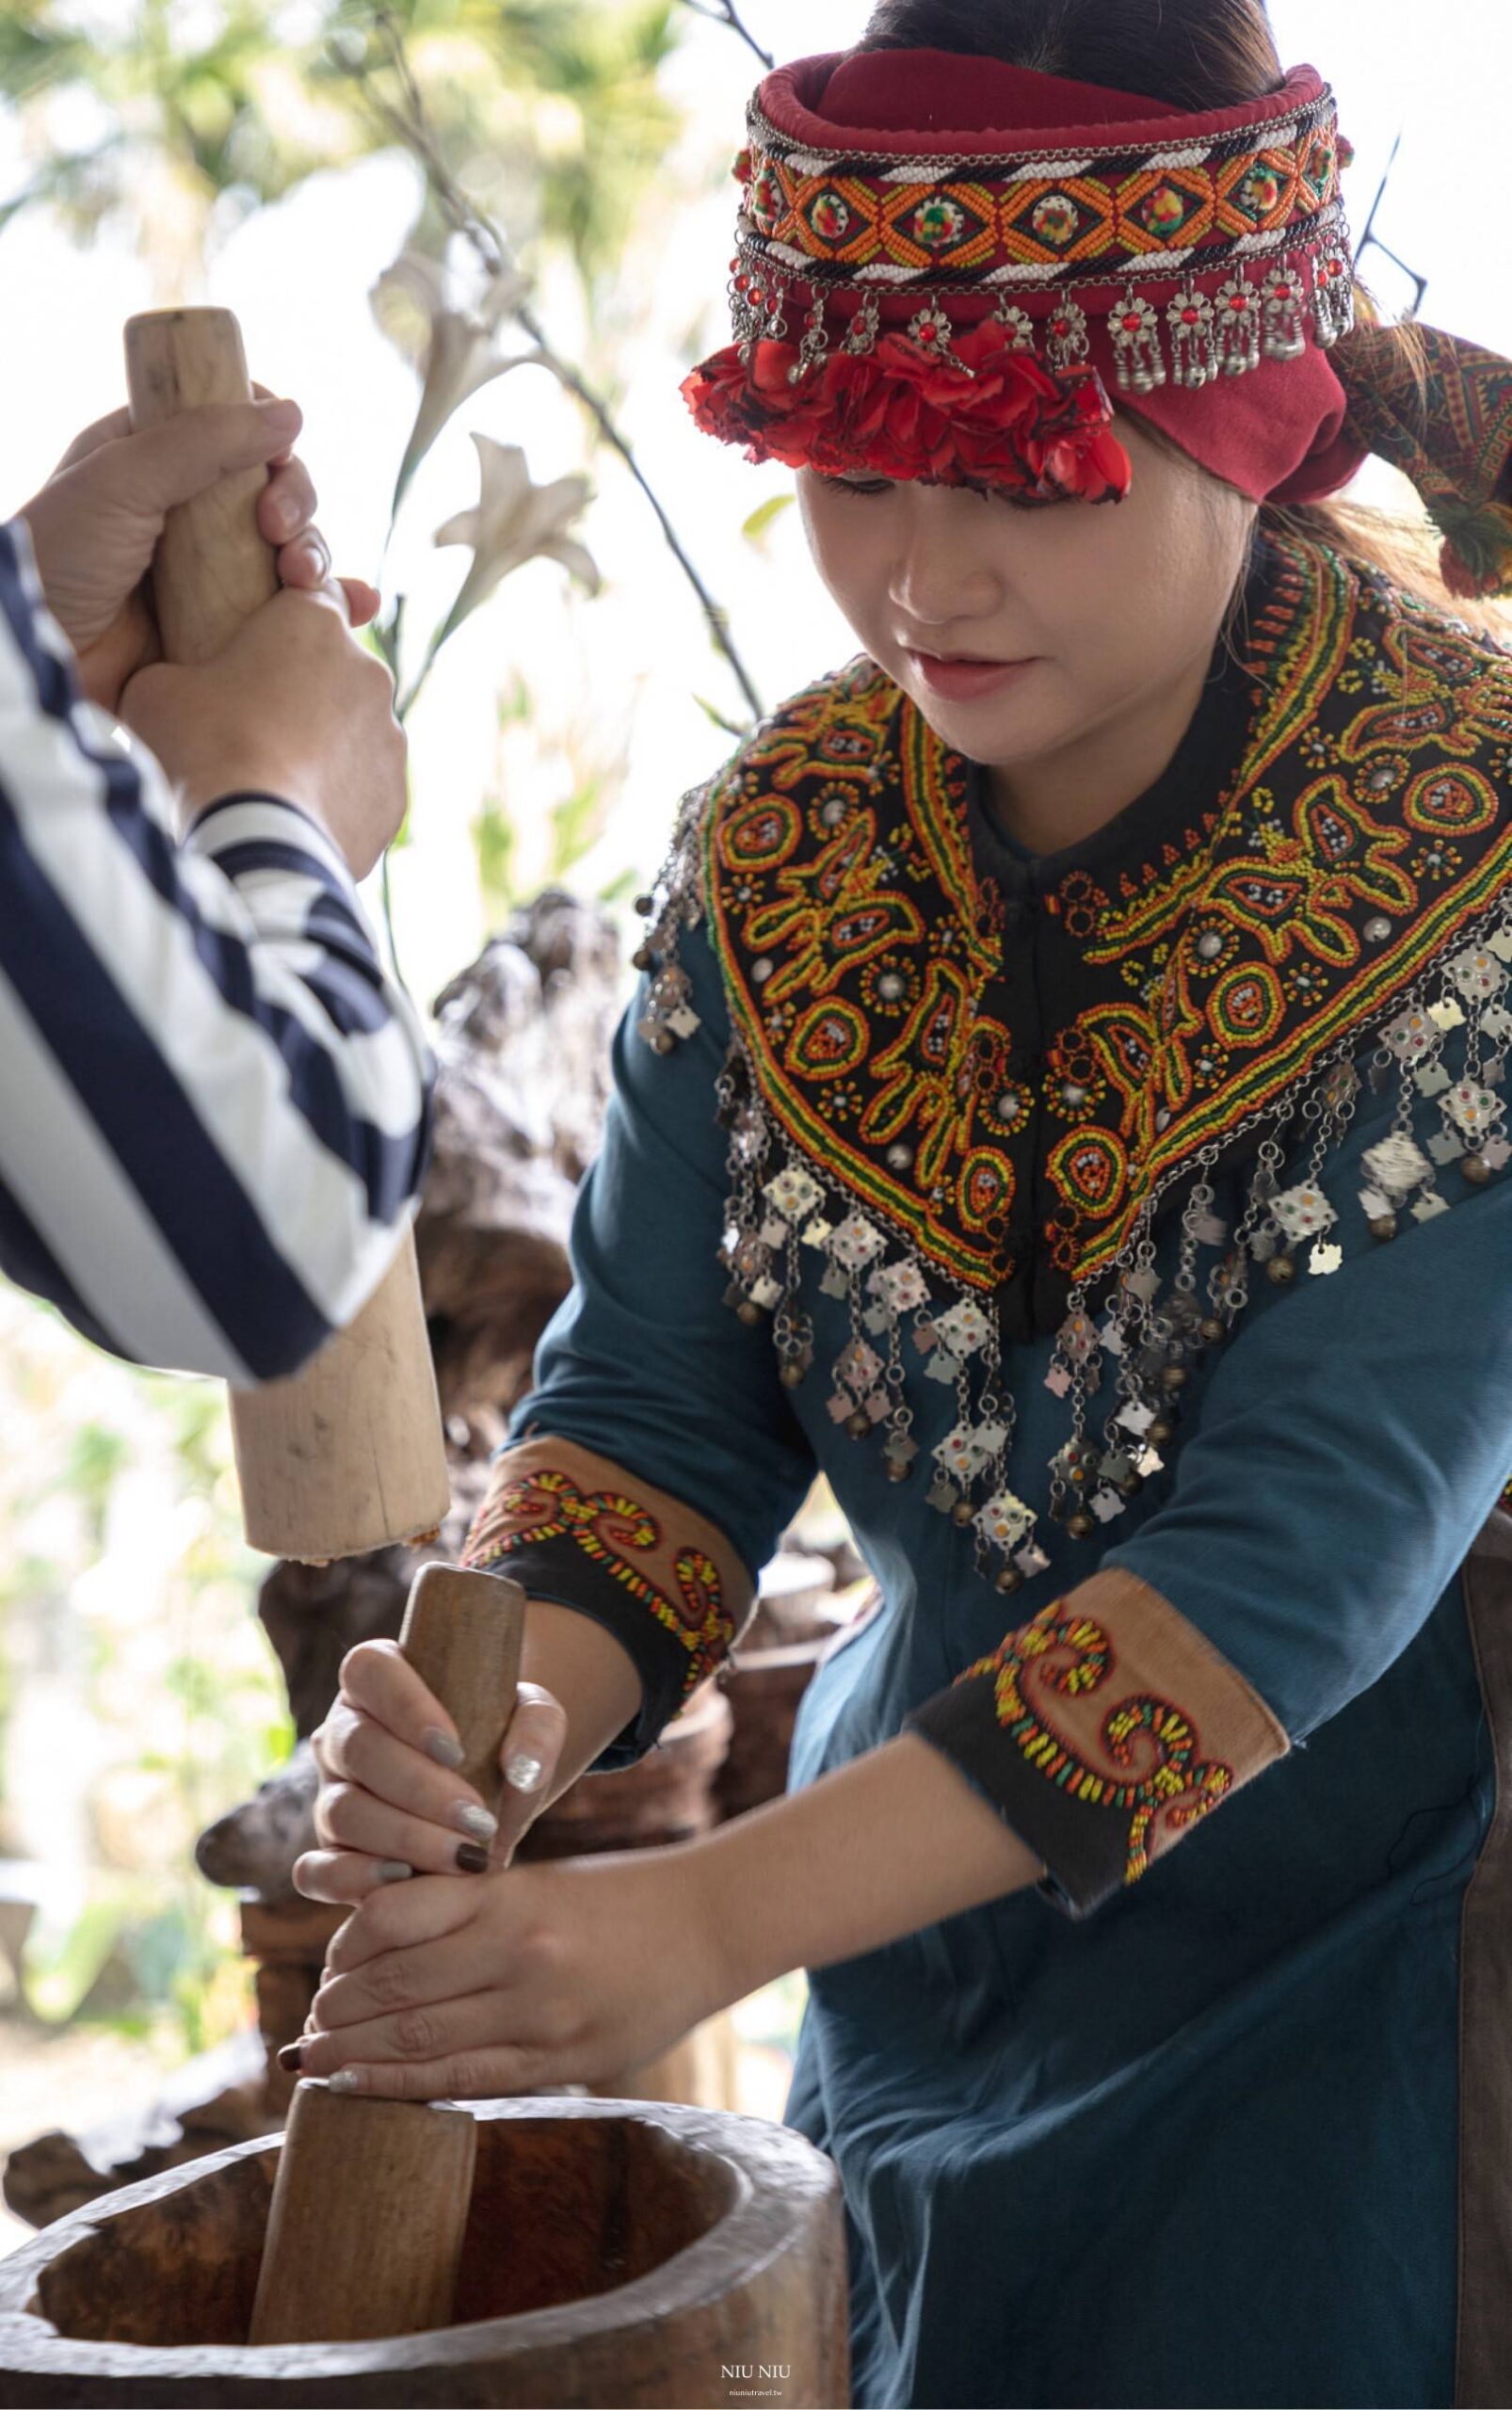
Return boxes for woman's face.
[795,417,1257,775]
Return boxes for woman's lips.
[904,650,1037,702]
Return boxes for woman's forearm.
[513,1607,1046,1994]
[517,1599,646,1803]
[688,1729,1046,2000]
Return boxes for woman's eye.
[820,475,893,498]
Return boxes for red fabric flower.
[681,314,1132,502]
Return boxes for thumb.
[499,1685,568,1800]
[95,399,304,520]
[337,576,383,629]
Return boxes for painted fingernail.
[425,1728,464,1769]
[277,2042,303,2072]
[506,1751,545,1792]
[328,2068,363,2094]
[453,1803,498,1844]
[377,1860,414,1883]
[456,1842,491,1874]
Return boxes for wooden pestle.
[249,1562,528,2344]
[122,311,525,2340]
[122,306,451,1563]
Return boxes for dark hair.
[860,0,1493,627]
[861,0,1283,114]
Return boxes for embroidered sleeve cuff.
[900,1569,1290,1918]
[458,1435,757,1773]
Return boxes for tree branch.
[679,0,775,72]
[350,10,764,727]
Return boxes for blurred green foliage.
[0,0,761,2074]
[0,0,683,289]
[0,1283,292,2049]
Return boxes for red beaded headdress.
[681,46,1512,594]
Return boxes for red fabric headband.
[684,45,1364,507]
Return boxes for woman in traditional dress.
[290,3,1512,2402]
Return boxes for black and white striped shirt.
[0,514,433,1383]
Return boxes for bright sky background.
[2,1,1508,1006]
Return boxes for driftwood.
[2,2030,275,2233]
[420,890,619,1447]
[259,891,622,1737]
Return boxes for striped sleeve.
[0,512,434,1384]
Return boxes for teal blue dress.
[465,532,1512,2408]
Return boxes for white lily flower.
[433,434,602,648]
[371,249,540,508]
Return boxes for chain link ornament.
[762,276,791,343]
[730,261,762,357]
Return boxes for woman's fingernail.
[277,2041,303,2072]
[292,538,327,578]
[454,1802,498,1844]
[506,1751,546,1792]
[272,492,301,535]
[261,399,301,432]
[425,1728,464,1769]
[456,1842,491,1874]
[328,2068,363,2094]
[377,1860,414,1883]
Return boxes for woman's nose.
[888,506,1005,633]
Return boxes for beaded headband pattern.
[684,56,1359,500]
[732,67,1354,394]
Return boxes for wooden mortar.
[0,2099,850,2406]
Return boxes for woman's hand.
[120,583,407,873]
[17,395,380,712]
[287,1845,733,2100]
[296,1638,571,1901]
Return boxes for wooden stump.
[240,1900,346,2119]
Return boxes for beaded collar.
[638,531,1512,1591]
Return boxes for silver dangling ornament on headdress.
[1311,242,1357,346]
[1214,273,1263,378]
[1043,297,1090,375]
[788,286,833,384]
[1109,284,1166,394]
[1261,264,1310,362]
[907,300,975,376]
[844,294,882,356]
[991,298,1037,355]
[1167,283,1219,389]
